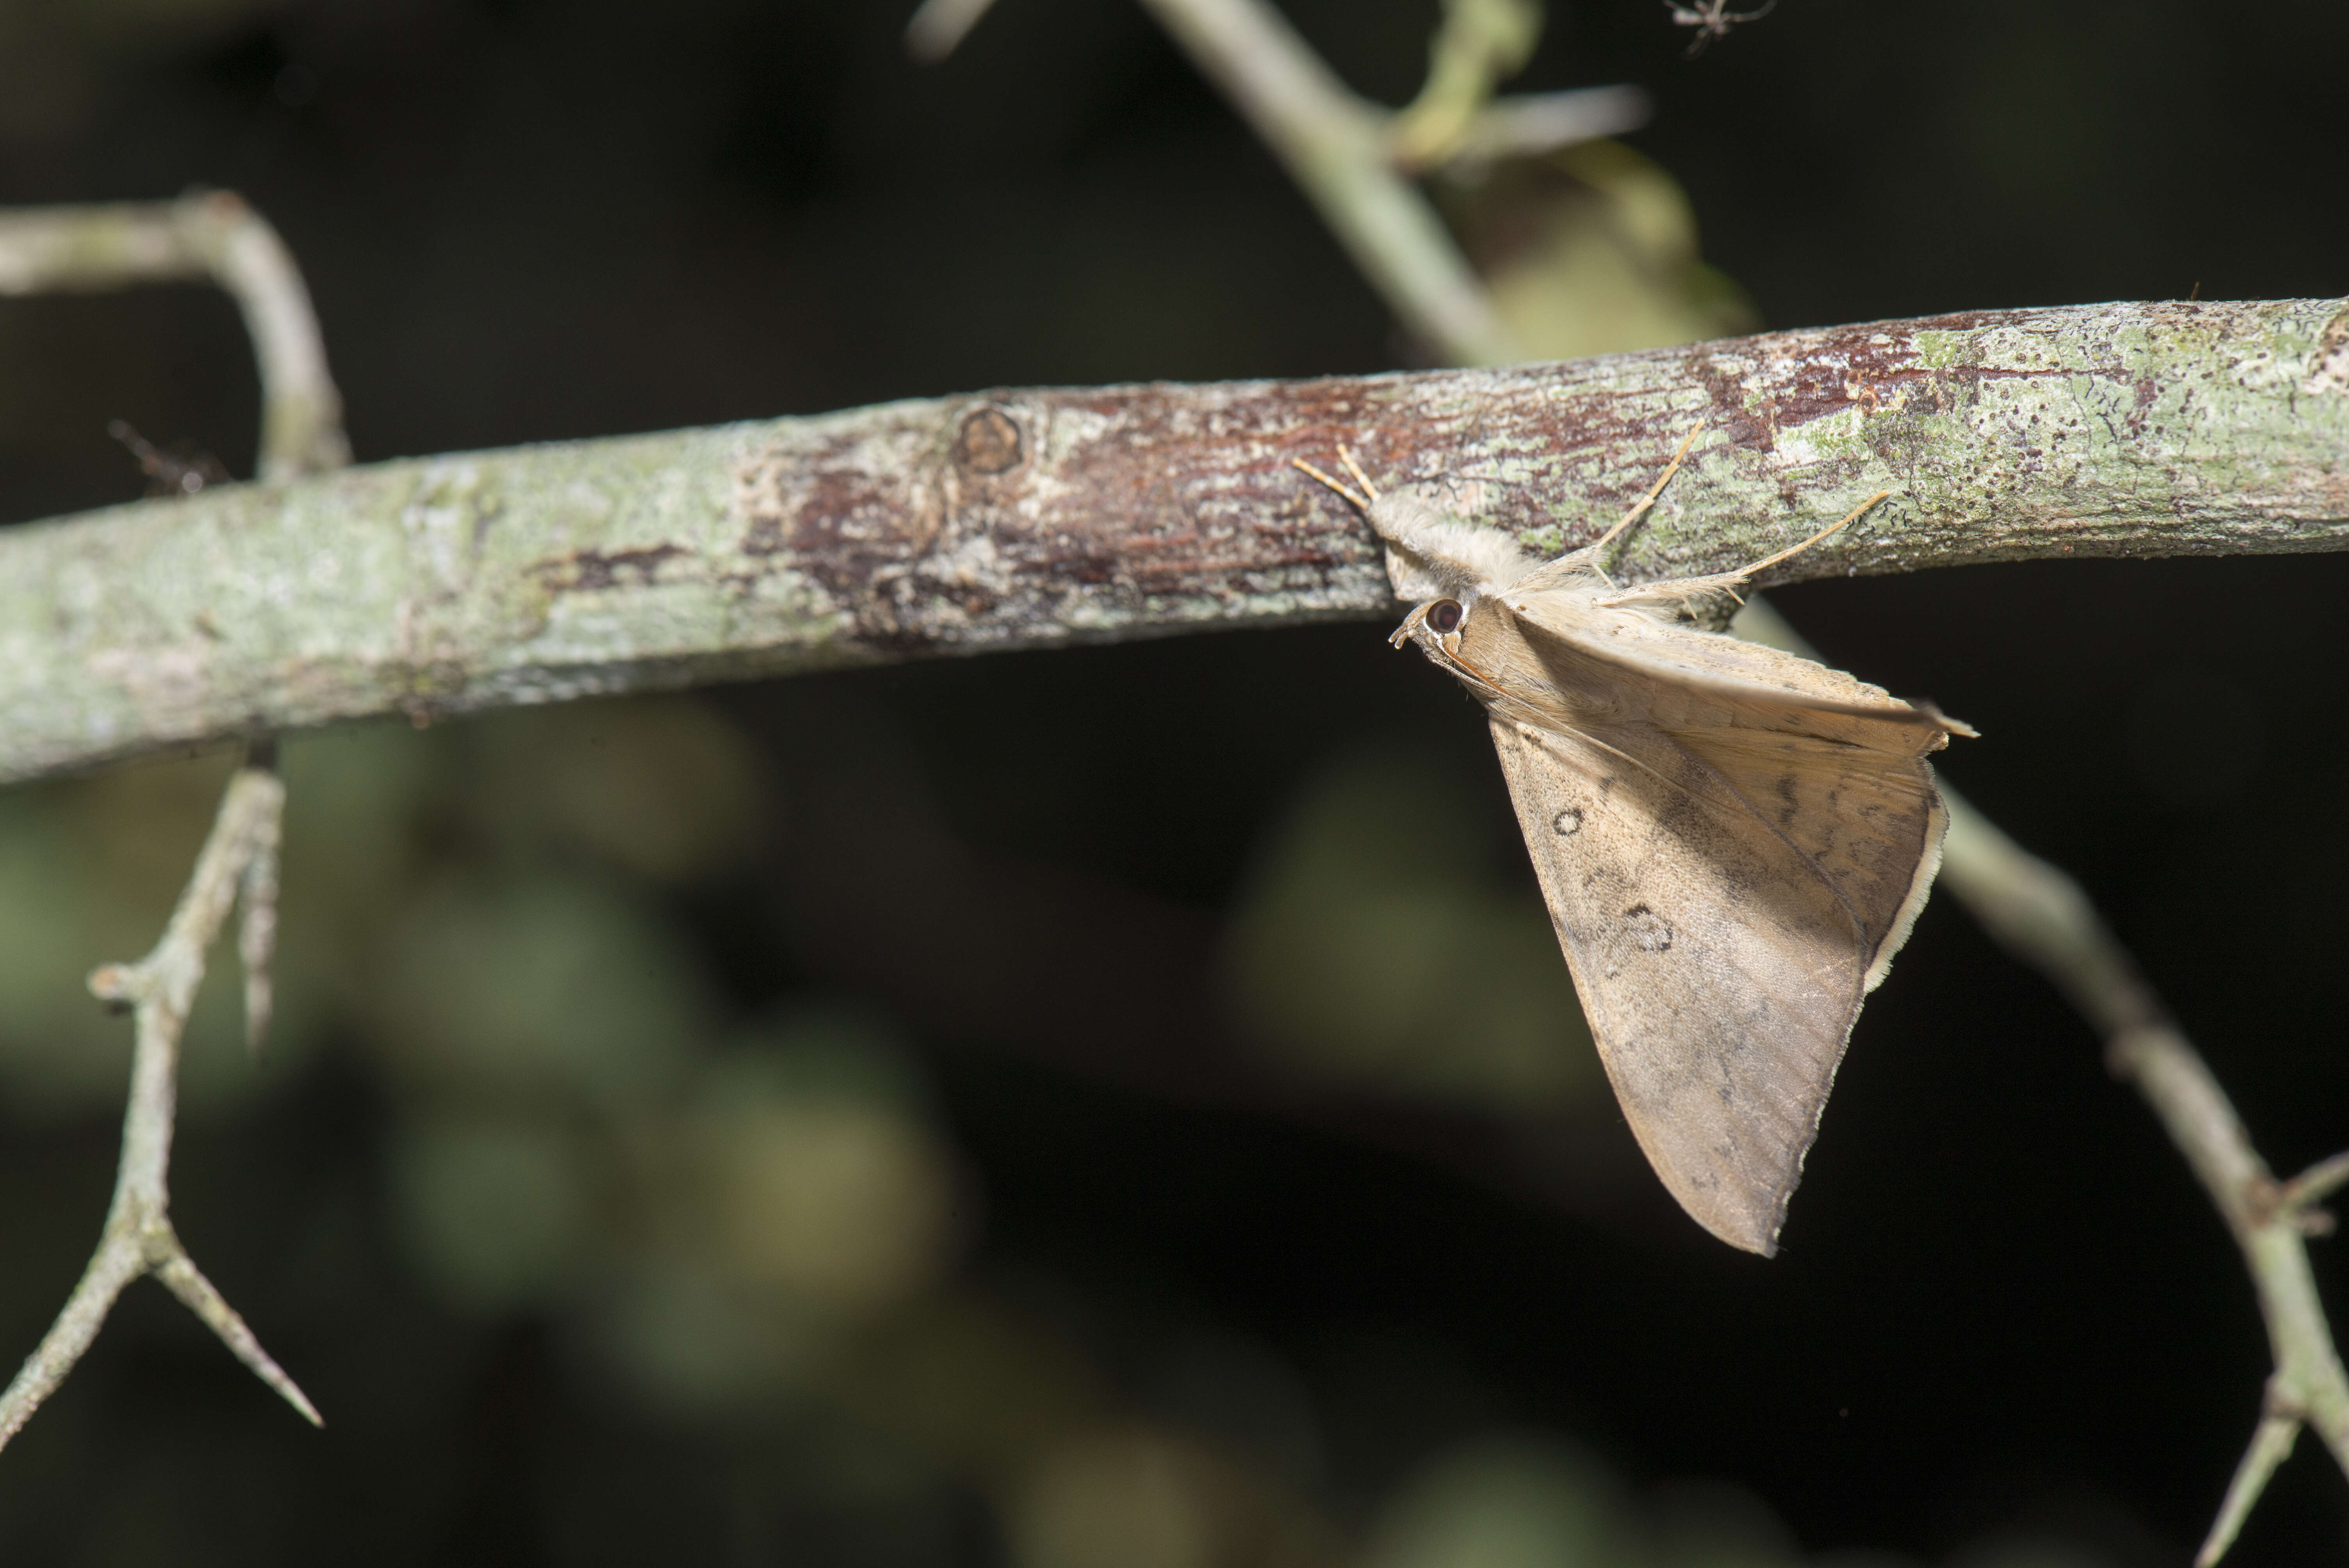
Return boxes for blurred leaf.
[686,1010,964,1312]
[1360,1436,1628,1568]
[707,1005,934,1112]
[1440,140,1757,361]
[469,695,772,884]
[1391,0,1544,168]
[585,1261,824,1422]
[388,1112,595,1313]
[1222,751,1600,1115]
[1643,1478,1802,1568]
[1006,1419,1342,1568]
[1007,1425,1221,1568]
[700,1096,961,1311]
[369,869,715,1105]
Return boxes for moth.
[1296,438,1970,1255]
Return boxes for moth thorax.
[1369,490,1535,597]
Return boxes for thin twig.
[2278,1152,2349,1227]
[0,190,349,479]
[904,0,1003,62]
[1436,86,1650,167]
[1387,0,1543,168]
[1134,0,1522,364]
[0,754,315,1454]
[0,191,335,1457]
[1733,597,2349,1565]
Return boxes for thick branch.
[0,191,349,479]
[0,297,2343,785]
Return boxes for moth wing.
[1666,722,1949,993]
[1496,592,1954,988]
[1489,713,1874,1256]
[1502,584,1968,737]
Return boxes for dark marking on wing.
[1622,905,1674,952]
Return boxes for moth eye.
[1426,599,1463,634]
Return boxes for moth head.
[1387,593,1469,658]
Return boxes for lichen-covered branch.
[0,752,316,1454]
[0,296,2344,786]
[0,190,349,479]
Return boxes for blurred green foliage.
[1440,139,1756,362]
[0,693,2123,1566]
[1224,749,1601,1115]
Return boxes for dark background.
[0,1,2344,1564]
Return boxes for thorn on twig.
[155,1253,322,1427]
[2198,1399,2302,1566]
[2278,1149,2349,1219]
[107,419,230,498]
[237,739,282,1057]
[87,962,142,1005]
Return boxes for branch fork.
[0,752,317,1454]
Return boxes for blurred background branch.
[1130,0,1522,364]
[0,192,348,480]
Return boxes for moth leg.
[1729,488,1891,578]
[1577,422,1705,576]
[1594,489,1892,609]
[1291,456,1371,510]
[1287,444,1389,512]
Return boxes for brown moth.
[1296,440,1971,1256]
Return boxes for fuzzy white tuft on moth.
[1295,438,1971,1254]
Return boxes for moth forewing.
[1300,450,1965,1253]
[1487,711,1868,1254]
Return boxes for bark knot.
[954,406,1024,475]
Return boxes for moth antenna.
[1734,489,1893,579]
[1292,457,1370,511]
[1337,446,1380,501]
[1584,422,1703,557]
